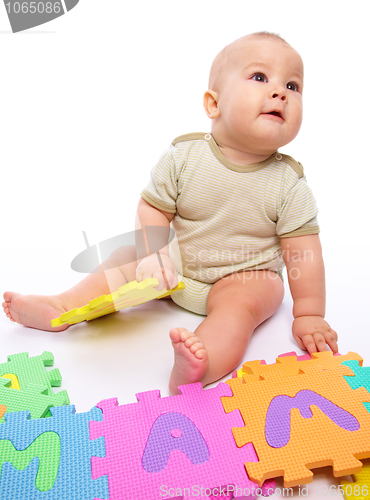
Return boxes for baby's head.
[204,32,304,156]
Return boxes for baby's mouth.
[262,110,284,120]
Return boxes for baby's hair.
[208,31,290,91]
[247,30,289,44]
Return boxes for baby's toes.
[189,342,207,358]
[2,303,11,318]
[169,327,188,343]
[3,305,15,321]
[3,291,14,303]
[183,335,199,348]
[180,330,197,343]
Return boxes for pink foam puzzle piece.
[278,351,313,361]
[90,382,275,499]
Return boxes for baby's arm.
[281,234,338,354]
[136,197,178,291]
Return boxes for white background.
[0,1,369,498]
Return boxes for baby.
[2,32,338,395]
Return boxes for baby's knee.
[241,293,264,321]
[207,286,264,323]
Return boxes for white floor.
[1,254,369,499]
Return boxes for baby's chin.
[214,122,298,154]
[247,127,298,153]
[237,135,288,156]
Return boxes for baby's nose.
[272,92,286,101]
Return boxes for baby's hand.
[292,316,338,355]
[136,254,178,292]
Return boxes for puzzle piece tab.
[235,351,362,378]
[343,360,370,415]
[233,351,340,378]
[90,382,275,500]
[222,364,370,488]
[0,379,69,422]
[1,374,20,390]
[0,406,108,499]
[343,361,370,394]
[51,278,185,327]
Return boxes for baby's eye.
[287,81,299,92]
[251,73,267,83]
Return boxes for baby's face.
[212,38,304,155]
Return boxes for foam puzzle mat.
[0,350,370,499]
[341,462,370,499]
[51,278,185,327]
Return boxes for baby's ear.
[203,90,220,119]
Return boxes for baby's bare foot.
[2,292,69,332]
[169,327,208,395]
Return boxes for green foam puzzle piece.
[0,431,60,491]
[0,379,69,423]
[0,352,62,395]
[343,360,370,391]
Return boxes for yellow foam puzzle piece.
[341,462,370,499]
[50,278,185,327]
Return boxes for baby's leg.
[169,270,284,395]
[2,246,139,332]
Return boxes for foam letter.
[265,390,359,448]
[142,412,209,472]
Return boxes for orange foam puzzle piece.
[0,405,6,419]
[239,351,363,378]
[222,363,370,488]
